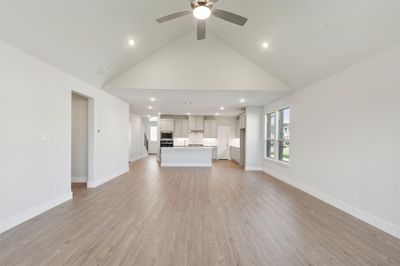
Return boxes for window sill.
[264,157,290,168]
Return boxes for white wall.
[0,40,129,233]
[245,107,263,171]
[263,45,400,238]
[71,93,88,182]
[129,114,147,162]
[106,32,289,92]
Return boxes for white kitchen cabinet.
[212,146,217,160]
[160,119,174,132]
[196,116,204,131]
[230,146,241,164]
[204,120,217,138]
[188,116,204,131]
[174,119,188,138]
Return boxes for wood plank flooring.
[0,156,399,265]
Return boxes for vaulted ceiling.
[1,0,400,114]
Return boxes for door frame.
[71,91,94,188]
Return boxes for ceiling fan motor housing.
[191,0,214,10]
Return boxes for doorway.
[217,126,230,160]
[71,92,93,195]
[240,129,246,167]
[147,120,158,155]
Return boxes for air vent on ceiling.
[95,67,109,76]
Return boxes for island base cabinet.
[161,147,212,167]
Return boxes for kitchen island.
[161,147,213,167]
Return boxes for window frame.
[265,107,290,164]
[278,107,290,163]
[265,112,276,159]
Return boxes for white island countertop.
[162,146,212,151]
[161,146,213,167]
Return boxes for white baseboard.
[161,163,212,167]
[71,176,88,183]
[245,166,263,171]
[87,167,129,188]
[129,153,148,163]
[0,192,73,234]
[263,167,400,239]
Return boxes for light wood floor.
[1,156,399,265]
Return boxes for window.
[265,112,276,159]
[265,107,290,163]
[278,108,290,162]
[150,126,158,142]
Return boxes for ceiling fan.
[156,0,248,40]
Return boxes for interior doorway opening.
[71,92,93,195]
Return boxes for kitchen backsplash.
[174,133,239,147]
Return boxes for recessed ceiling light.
[220,106,225,110]
[240,99,245,103]
[262,42,269,49]
[193,6,211,20]
[158,112,161,115]
[187,112,191,116]
[215,113,219,116]
[148,106,153,110]
[128,39,135,47]
[185,102,192,105]
[150,97,155,102]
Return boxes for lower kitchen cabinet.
[230,146,240,164]
[211,146,217,160]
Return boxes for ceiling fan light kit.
[156,0,248,40]
[193,6,211,20]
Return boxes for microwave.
[161,132,173,139]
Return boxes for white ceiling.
[0,0,193,87]
[1,0,400,114]
[211,0,400,89]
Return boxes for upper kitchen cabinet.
[174,119,189,138]
[204,120,217,138]
[188,116,204,131]
[160,119,174,132]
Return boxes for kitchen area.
[158,114,246,167]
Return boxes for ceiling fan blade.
[212,9,248,26]
[197,20,206,40]
[156,10,192,23]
